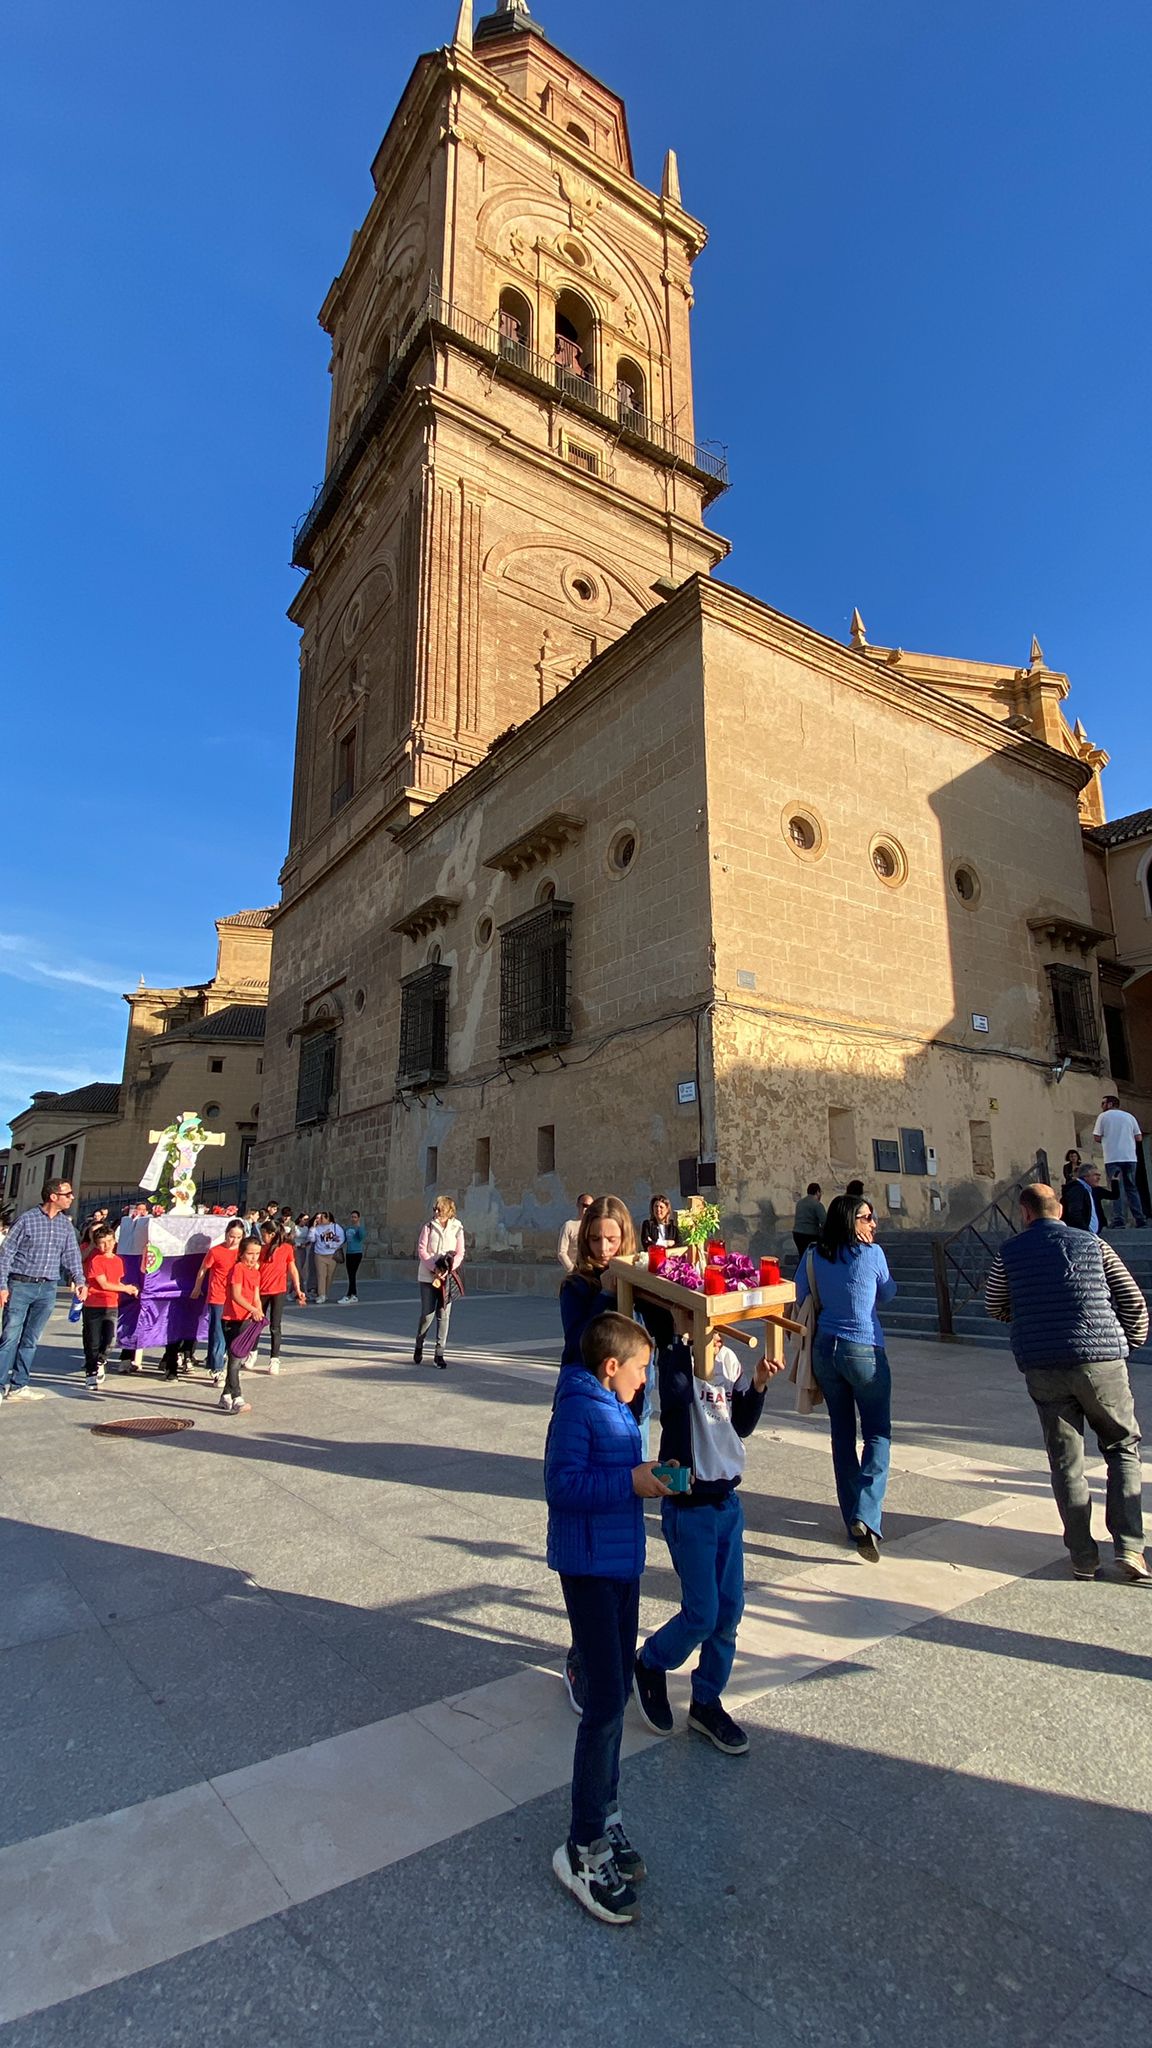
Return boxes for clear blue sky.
[4,0,1150,1141]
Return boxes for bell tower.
[281,0,728,899]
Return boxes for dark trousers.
[560,1573,639,1847]
[222,1320,245,1399]
[416,1281,451,1357]
[81,1306,115,1376]
[794,1234,818,1260]
[1025,1359,1144,1564]
[265,1293,285,1357]
[344,1253,362,1298]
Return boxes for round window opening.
[870,835,907,886]
[353,988,366,1013]
[953,865,978,903]
[475,913,494,948]
[535,878,557,905]
[571,577,595,603]
[203,1102,221,1120]
[789,815,816,852]
[608,829,637,875]
[782,806,824,860]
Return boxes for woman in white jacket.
[310,1212,346,1304]
[415,1196,465,1368]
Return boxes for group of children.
[547,1194,784,1925]
[76,1214,309,1412]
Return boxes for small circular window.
[353,987,366,1013]
[203,1102,221,1120]
[952,863,980,905]
[474,913,494,949]
[607,826,638,875]
[870,835,908,887]
[571,577,595,603]
[781,805,825,861]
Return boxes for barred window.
[295,1027,340,1125]
[1046,964,1099,1064]
[499,901,573,1058]
[397,964,449,1086]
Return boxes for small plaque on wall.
[872,1139,900,1174]
[971,1013,990,1033]
[677,1080,697,1105]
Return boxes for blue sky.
[4,0,1150,1140]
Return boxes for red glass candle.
[759,1257,781,1285]
[703,1264,726,1296]
[647,1244,668,1272]
[706,1240,725,1262]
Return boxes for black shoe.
[850,1519,881,1563]
[687,1698,749,1755]
[632,1654,674,1735]
[435,1354,447,1370]
[413,1346,424,1365]
[552,1838,638,1925]
[605,1810,647,1884]
[563,1649,586,1716]
[160,1368,179,1382]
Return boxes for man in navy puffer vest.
[986,1183,1149,1582]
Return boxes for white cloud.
[0,932,127,997]
[0,1059,117,1089]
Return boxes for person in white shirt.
[310,1213,346,1302]
[557,1193,594,1276]
[415,1197,465,1367]
[1093,1096,1147,1228]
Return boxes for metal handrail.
[930,1160,1045,1338]
[291,287,728,566]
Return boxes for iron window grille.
[499,901,573,1058]
[295,1027,340,1125]
[1046,964,1100,1066]
[397,964,450,1086]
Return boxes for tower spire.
[1029,633,1045,669]
[662,149,682,205]
[451,0,474,49]
[849,607,867,651]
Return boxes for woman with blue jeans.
[794,1194,897,1562]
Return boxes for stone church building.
[254,0,1149,1258]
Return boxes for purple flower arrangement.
[662,1254,702,1291]
[660,1251,760,1295]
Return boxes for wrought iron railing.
[397,964,450,1087]
[930,1156,1047,1338]
[498,899,573,1059]
[292,288,728,567]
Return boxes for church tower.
[281,0,728,891]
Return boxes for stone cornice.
[694,581,1093,793]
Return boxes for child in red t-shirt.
[220,1238,263,1415]
[82,1228,139,1393]
[257,1223,306,1374]
[191,1218,247,1386]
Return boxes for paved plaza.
[0,1284,1149,2046]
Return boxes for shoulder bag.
[785,1248,825,1414]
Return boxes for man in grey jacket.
[986,1183,1149,1582]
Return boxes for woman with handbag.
[793,1194,897,1562]
[415,1196,465,1368]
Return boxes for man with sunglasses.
[0,1178,87,1402]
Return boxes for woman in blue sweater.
[794,1193,897,1561]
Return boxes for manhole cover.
[90,1416,195,1437]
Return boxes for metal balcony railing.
[292,288,728,568]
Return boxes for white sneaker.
[96,1364,106,1384]
[4,1386,46,1402]
[267,1360,280,1374]
[218,1392,234,1412]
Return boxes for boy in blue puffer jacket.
[545,1311,670,1924]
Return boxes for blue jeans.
[1106,1160,1146,1227]
[0,1280,58,1392]
[641,1492,745,1705]
[206,1304,227,1377]
[560,1573,639,1846]
[813,1334,892,1538]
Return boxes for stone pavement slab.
[0,1288,1147,2043]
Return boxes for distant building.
[5,912,273,1213]
[253,3,1147,1253]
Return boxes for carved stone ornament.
[1026,915,1110,954]
[483,811,586,878]
[558,167,602,224]
[390,894,460,941]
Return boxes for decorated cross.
[140,1111,227,1213]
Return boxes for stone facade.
[255,3,1141,1260]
